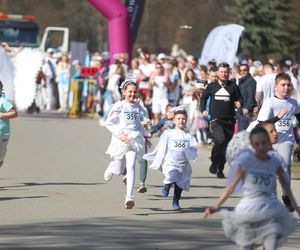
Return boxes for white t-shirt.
[139,63,155,77]
[237,150,281,198]
[257,96,300,145]
[256,73,276,100]
[152,75,168,100]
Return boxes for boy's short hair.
[275,72,291,84]
[165,103,175,112]
[174,109,187,118]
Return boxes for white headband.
[119,79,136,90]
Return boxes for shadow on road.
[0,217,298,249]
[0,196,48,201]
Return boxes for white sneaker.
[124,196,135,209]
[98,118,106,127]
[104,162,114,181]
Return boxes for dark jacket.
[200,80,242,120]
[238,74,256,112]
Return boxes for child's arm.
[184,134,198,161]
[150,119,165,134]
[203,167,244,218]
[105,102,124,137]
[257,99,274,121]
[277,167,300,217]
[0,107,17,119]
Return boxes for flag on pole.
[200,24,245,67]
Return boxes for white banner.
[200,24,245,67]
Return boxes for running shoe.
[104,162,113,181]
[172,201,181,210]
[217,171,225,179]
[124,196,135,209]
[137,184,147,193]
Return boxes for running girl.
[204,127,300,250]
[104,80,151,209]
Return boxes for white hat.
[170,105,186,113]
[157,53,166,60]
[47,48,55,53]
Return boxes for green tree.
[226,0,300,62]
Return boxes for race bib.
[170,139,189,151]
[276,118,292,132]
[124,111,138,122]
[248,171,274,193]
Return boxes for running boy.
[144,108,198,210]
[256,72,300,211]
[150,103,175,136]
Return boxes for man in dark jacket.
[237,64,257,131]
[200,62,242,178]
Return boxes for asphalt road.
[0,112,299,249]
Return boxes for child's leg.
[196,129,201,143]
[276,142,293,183]
[104,156,126,181]
[162,183,172,197]
[138,157,148,193]
[138,144,148,187]
[139,158,147,183]
[263,234,278,250]
[125,150,137,198]
[200,128,207,143]
[276,142,295,211]
[172,183,183,210]
[173,183,183,203]
[112,157,126,175]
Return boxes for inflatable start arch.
[88,0,131,63]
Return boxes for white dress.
[222,150,297,248]
[143,129,198,191]
[105,100,148,160]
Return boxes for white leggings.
[112,150,136,197]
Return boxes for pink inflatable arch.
[88,0,131,64]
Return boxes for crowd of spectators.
[24,47,300,145]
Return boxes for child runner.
[187,86,208,145]
[104,79,151,209]
[204,127,300,250]
[150,103,175,136]
[256,72,300,211]
[0,80,17,167]
[144,108,198,210]
[226,121,288,193]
